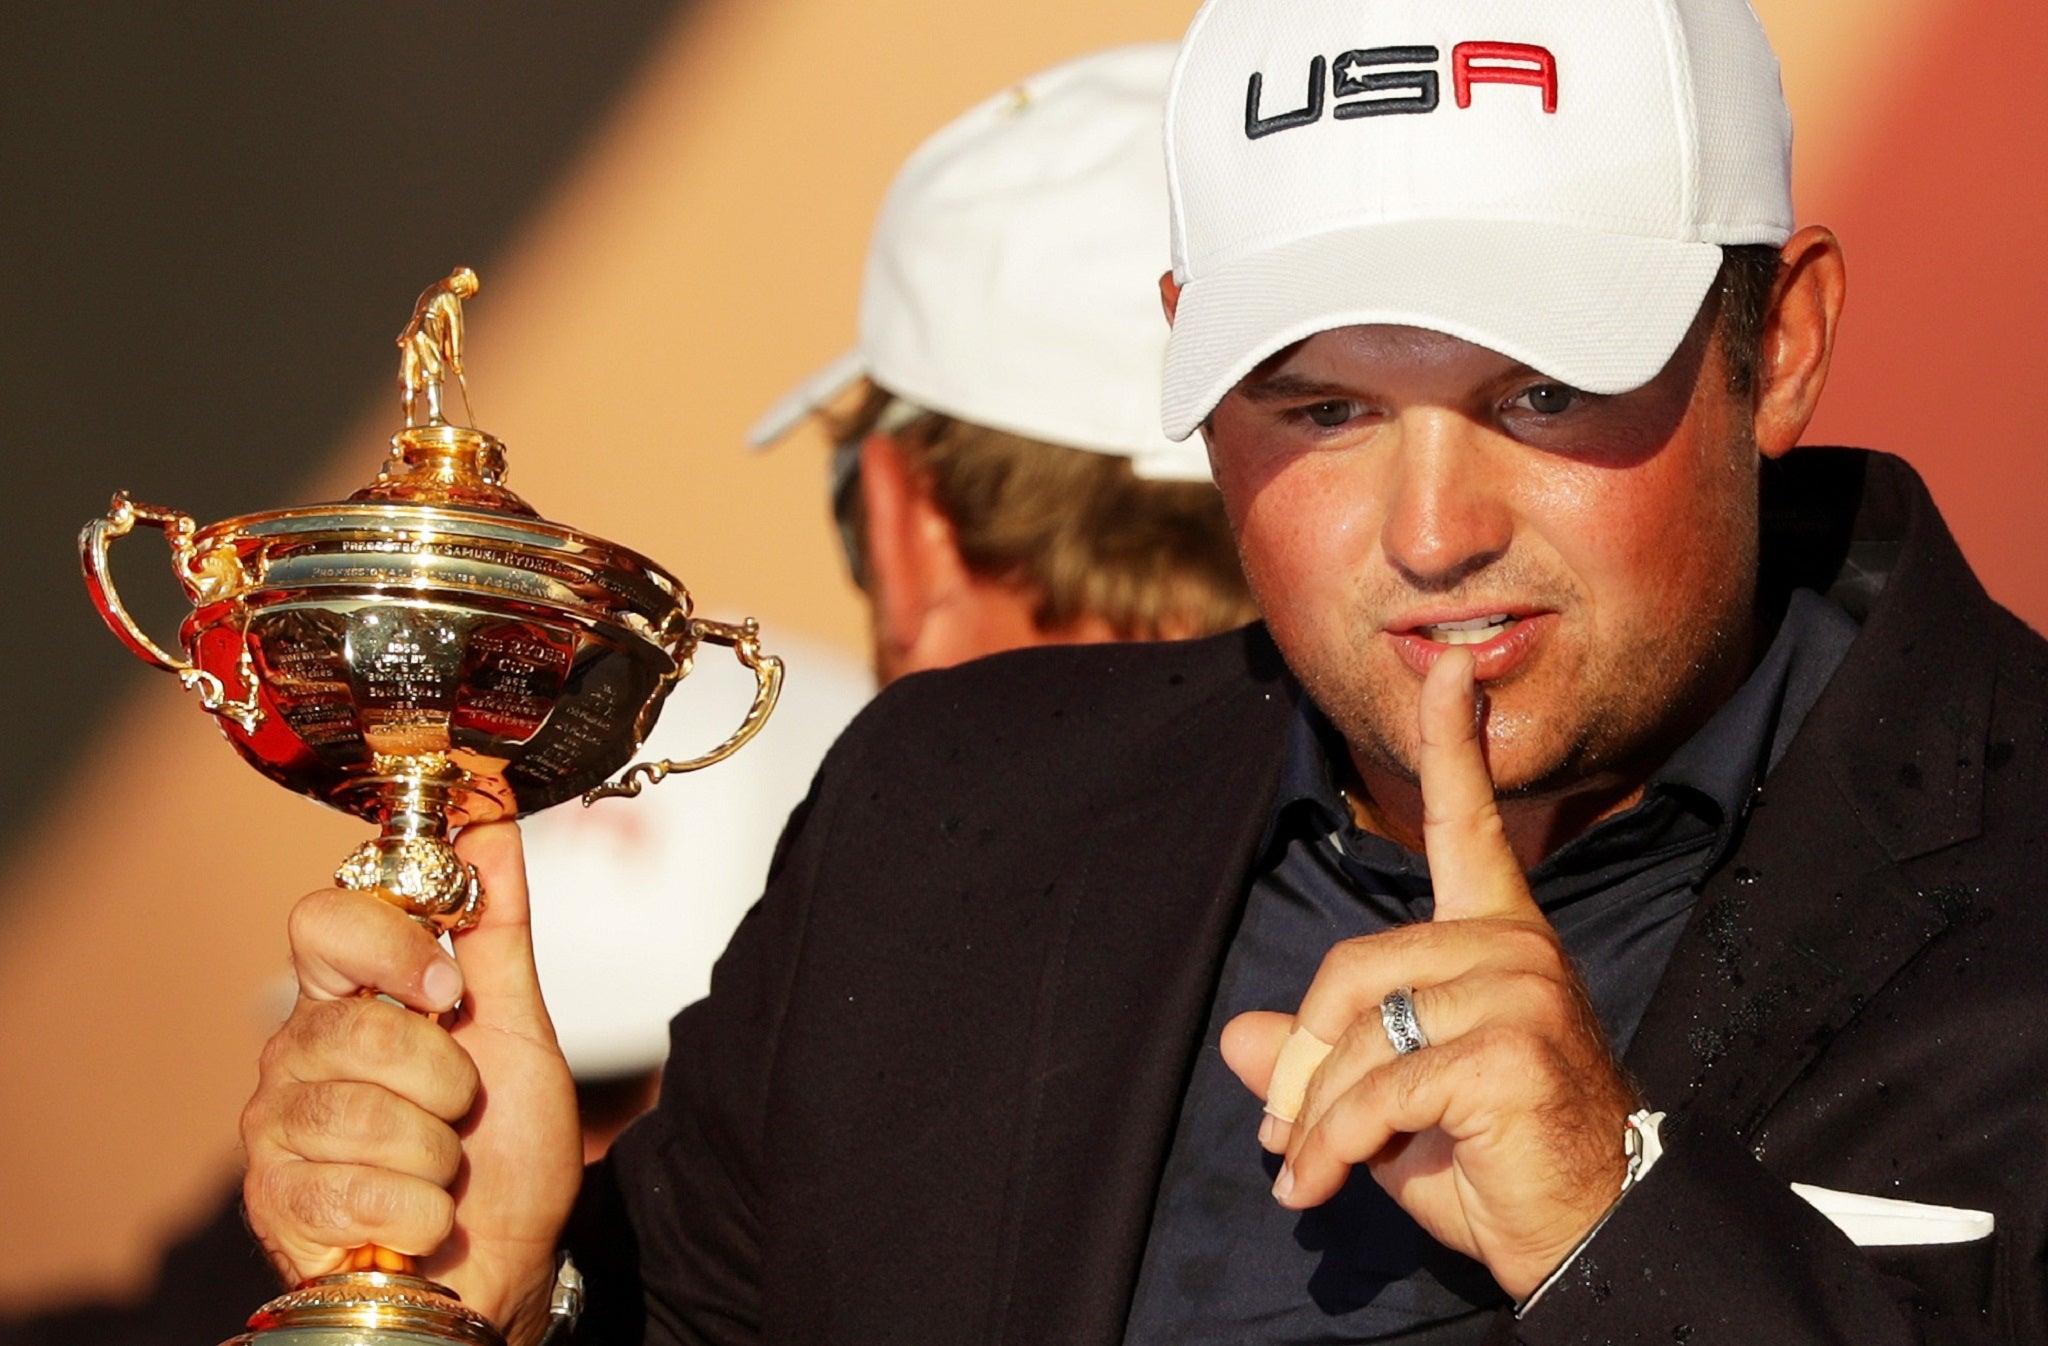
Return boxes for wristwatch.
[1621,1108,1667,1192]
[534,1253,583,1346]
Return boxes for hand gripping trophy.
[80,269,783,1344]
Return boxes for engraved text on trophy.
[347,607,464,756]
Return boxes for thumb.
[448,820,558,1048]
[1418,649,1540,922]
[1220,1010,1294,1101]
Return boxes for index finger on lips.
[1417,648,1540,922]
[288,887,463,1012]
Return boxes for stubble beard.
[1284,540,1759,804]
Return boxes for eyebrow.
[1236,372,1359,404]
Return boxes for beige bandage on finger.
[1263,1025,1334,1122]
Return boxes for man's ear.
[1160,271,1182,326]
[1753,224,1847,460]
[857,433,964,675]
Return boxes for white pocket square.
[1791,1182,1995,1247]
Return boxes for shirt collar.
[1261,691,1348,859]
[1643,587,1859,837]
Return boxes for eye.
[1511,383,1583,416]
[1300,399,1359,428]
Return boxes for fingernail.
[1258,1115,1277,1149]
[1271,1163,1296,1205]
[422,957,463,1009]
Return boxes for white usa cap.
[1160,0,1794,440]
[748,44,1208,483]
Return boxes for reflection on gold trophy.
[80,269,783,1344]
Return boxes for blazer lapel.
[1622,752,1955,1135]
[1626,451,1997,1138]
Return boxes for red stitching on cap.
[1452,42,1558,113]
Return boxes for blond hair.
[833,384,1256,641]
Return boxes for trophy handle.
[582,616,785,803]
[79,492,263,733]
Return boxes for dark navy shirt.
[1123,590,1859,1344]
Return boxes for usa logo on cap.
[1246,42,1559,140]
[1160,0,1794,441]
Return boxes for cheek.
[1530,432,1755,631]
[1220,449,1379,625]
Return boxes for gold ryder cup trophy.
[80,268,783,1345]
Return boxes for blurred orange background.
[1,0,2041,1312]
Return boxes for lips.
[1386,609,1558,681]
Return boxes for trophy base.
[222,1271,506,1346]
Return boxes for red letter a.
[1452,42,1558,113]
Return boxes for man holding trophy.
[70,38,1254,1346]
[234,0,2048,1341]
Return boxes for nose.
[1378,410,1512,591]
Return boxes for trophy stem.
[334,756,486,934]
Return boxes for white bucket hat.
[748,44,1208,483]
[1160,0,1794,440]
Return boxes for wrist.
[498,1259,571,1346]
[1516,1108,1666,1315]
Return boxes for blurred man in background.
[744,40,1250,681]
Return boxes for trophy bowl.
[79,269,781,1343]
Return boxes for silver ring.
[1380,986,1428,1055]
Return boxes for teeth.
[1421,614,1514,645]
